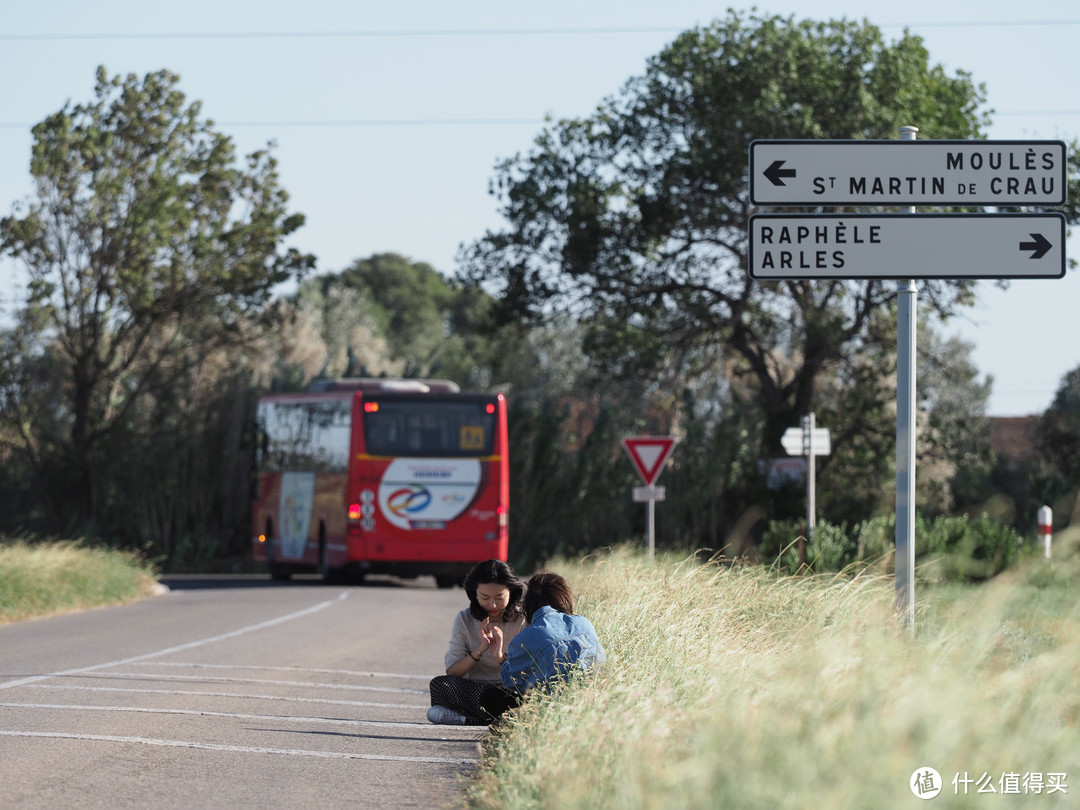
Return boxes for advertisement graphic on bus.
[252,378,508,586]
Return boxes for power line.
[3,112,1080,131]
[0,118,546,129]
[1,20,1079,41]
[0,27,685,41]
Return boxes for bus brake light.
[363,402,379,413]
[348,503,362,520]
[485,403,495,414]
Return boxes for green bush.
[0,537,159,622]
[761,512,1027,580]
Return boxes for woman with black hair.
[427,559,527,725]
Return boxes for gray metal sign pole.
[804,412,816,539]
[895,126,918,630]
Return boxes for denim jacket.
[501,605,605,694]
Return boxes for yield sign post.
[622,436,676,561]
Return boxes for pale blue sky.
[2,1,1078,415]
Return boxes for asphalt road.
[0,575,485,809]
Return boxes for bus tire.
[267,538,290,582]
[318,536,334,583]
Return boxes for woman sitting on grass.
[480,571,605,720]
[427,559,527,726]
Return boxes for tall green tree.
[461,11,993,495]
[300,252,508,389]
[917,327,993,513]
[1034,366,1080,526]
[0,66,314,543]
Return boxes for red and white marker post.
[1038,505,1053,559]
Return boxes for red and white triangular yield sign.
[621,436,676,486]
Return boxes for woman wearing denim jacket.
[481,571,605,719]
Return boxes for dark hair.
[464,559,525,622]
[523,572,575,622]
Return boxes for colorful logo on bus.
[378,458,482,530]
[386,485,432,519]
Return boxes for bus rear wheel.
[267,539,290,582]
[318,538,337,584]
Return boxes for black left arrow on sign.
[1019,233,1052,259]
[763,160,797,187]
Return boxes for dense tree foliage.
[463,12,989,451]
[0,67,314,559]
[917,328,993,513]
[263,252,522,391]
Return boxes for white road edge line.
[75,671,427,695]
[24,683,421,709]
[130,662,432,681]
[0,702,484,734]
[0,729,477,764]
[0,592,352,691]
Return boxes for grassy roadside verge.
[468,541,1080,809]
[0,538,161,625]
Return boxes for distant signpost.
[622,436,676,561]
[781,415,830,541]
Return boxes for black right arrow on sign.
[1019,233,1052,259]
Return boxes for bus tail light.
[257,534,267,544]
[363,402,379,413]
[497,505,508,527]
[347,503,362,534]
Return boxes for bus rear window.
[257,398,352,472]
[363,400,496,457]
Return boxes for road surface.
[0,575,484,809]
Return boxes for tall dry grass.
[468,539,1080,809]
[0,538,159,624]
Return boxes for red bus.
[252,378,509,586]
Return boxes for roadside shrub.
[761,512,1026,580]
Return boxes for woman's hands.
[447,619,508,676]
[480,619,506,663]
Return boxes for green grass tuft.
[0,537,160,624]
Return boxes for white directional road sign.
[749,139,1067,206]
[781,427,831,456]
[749,213,1066,280]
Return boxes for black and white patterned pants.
[429,674,521,724]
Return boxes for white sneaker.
[427,705,467,725]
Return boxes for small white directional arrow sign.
[749,139,1067,206]
[748,213,1066,280]
[781,427,831,456]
